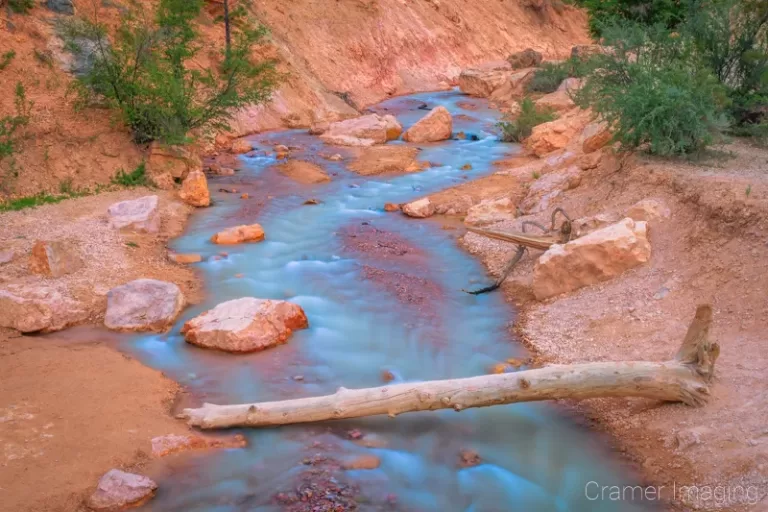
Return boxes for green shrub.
[0,51,16,71]
[578,0,688,36]
[8,0,34,14]
[111,163,150,187]
[498,98,556,142]
[576,22,729,155]
[526,62,571,94]
[0,83,32,161]
[70,0,279,145]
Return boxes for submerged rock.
[181,297,309,353]
[107,195,160,233]
[168,252,202,264]
[211,224,265,245]
[179,170,211,207]
[273,160,331,184]
[340,454,381,470]
[533,218,651,300]
[28,240,83,277]
[87,469,157,511]
[402,106,452,143]
[105,279,185,332]
[402,197,435,218]
[151,433,247,457]
[347,146,420,175]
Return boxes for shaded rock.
[168,252,202,264]
[488,69,536,105]
[151,433,247,457]
[47,0,75,15]
[107,195,160,233]
[179,170,210,207]
[340,454,381,470]
[207,164,235,176]
[458,69,516,98]
[459,449,482,468]
[571,213,621,237]
[0,251,15,265]
[532,218,651,300]
[320,114,400,145]
[211,224,265,245]
[571,44,605,61]
[149,172,175,190]
[347,146,420,176]
[327,153,343,161]
[87,470,157,511]
[526,112,589,157]
[578,151,603,170]
[0,286,87,333]
[105,279,185,333]
[582,122,612,154]
[625,198,670,223]
[308,122,329,135]
[557,77,584,93]
[28,240,83,277]
[535,89,575,113]
[181,297,309,353]
[402,197,435,218]
[147,143,201,180]
[402,106,452,143]
[464,197,516,226]
[273,160,331,184]
[230,139,253,154]
[520,165,582,213]
[508,48,542,69]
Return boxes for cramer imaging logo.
[585,481,765,508]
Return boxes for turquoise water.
[126,90,652,511]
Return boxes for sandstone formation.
[402,197,435,218]
[533,218,651,300]
[179,170,211,207]
[87,470,157,511]
[104,279,186,332]
[508,48,543,69]
[210,224,265,245]
[520,165,582,213]
[181,297,309,353]
[273,160,331,184]
[581,122,612,154]
[402,106,452,143]
[526,111,590,157]
[107,195,161,233]
[28,240,83,277]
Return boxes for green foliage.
[111,163,150,187]
[527,62,571,94]
[498,98,556,142]
[8,0,35,14]
[70,0,279,145]
[0,51,16,71]
[578,0,688,36]
[0,192,77,212]
[576,22,729,155]
[0,83,32,161]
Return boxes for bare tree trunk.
[223,0,232,59]
[180,305,719,430]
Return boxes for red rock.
[401,197,435,218]
[28,240,83,277]
[151,433,247,457]
[181,297,309,353]
[384,203,400,212]
[211,224,265,245]
[240,193,249,199]
[179,170,211,207]
[320,114,401,145]
[348,146,420,176]
[582,122,612,154]
[508,48,542,69]
[231,139,253,154]
[169,252,202,264]
[459,449,482,468]
[625,198,671,223]
[273,160,331,184]
[87,470,157,511]
[341,454,381,470]
[402,106,452,143]
[461,163,472,170]
[147,142,201,180]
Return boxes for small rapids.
[126,90,652,511]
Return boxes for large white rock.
[87,469,157,510]
[319,114,402,146]
[532,218,651,300]
[107,195,160,233]
[464,197,517,226]
[402,106,453,143]
[520,165,582,214]
[0,285,88,333]
[181,297,309,353]
[105,279,185,332]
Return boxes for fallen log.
[180,305,718,430]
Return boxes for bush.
[8,0,34,14]
[576,22,729,155]
[498,98,556,142]
[0,83,32,161]
[70,0,279,145]
[526,62,571,93]
[578,0,688,36]
[111,163,150,187]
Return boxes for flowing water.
[126,90,652,511]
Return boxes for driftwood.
[180,305,719,430]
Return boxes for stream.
[125,90,651,511]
